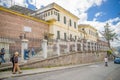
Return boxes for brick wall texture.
[0,10,49,49]
[0,10,49,39]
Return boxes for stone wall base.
[21,52,107,68]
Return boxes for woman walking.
[13,52,22,74]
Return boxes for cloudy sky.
[0,0,120,47]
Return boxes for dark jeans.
[0,55,5,63]
[105,62,108,66]
[32,51,35,56]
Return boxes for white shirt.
[104,58,108,62]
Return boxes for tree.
[101,23,119,49]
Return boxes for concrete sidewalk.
[0,62,99,79]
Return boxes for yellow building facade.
[78,24,98,42]
[33,3,79,40]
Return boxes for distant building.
[97,37,109,51]
[78,24,98,42]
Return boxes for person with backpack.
[13,52,22,74]
[31,48,35,56]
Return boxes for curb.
[0,62,102,79]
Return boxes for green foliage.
[104,23,118,41]
[107,50,112,56]
[101,23,119,49]
[107,50,112,54]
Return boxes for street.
[4,62,120,80]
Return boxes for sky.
[0,0,120,47]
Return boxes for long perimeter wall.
[22,52,107,68]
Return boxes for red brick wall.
[0,10,49,39]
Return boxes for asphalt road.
[4,62,120,80]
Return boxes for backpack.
[10,56,14,63]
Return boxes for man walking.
[104,56,108,67]
[0,48,5,63]
[31,48,35,56]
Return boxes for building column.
[67,40,70,53]
[86,42,88,51]
[75,40,77,52]
[90,42,92,51]
[92,42,94,51]
[56,40,60,56]
[21,39,28,62]
[81,40,84,52]
[42,39,47,58]
[96,43,97,51]
[80,43,83,52]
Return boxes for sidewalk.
[0,62,98,79]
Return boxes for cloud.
[93,12,104,21]
[78,13,88,22]
[1,0,106,21]
[0,0,11,7]
[95,12,103,17]
[15,0,24,5]
[107,17,120,24]
[93,18,97,21]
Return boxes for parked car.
[114,57,120,64]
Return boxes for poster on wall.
[24,26,32,32]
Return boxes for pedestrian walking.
[0,48,5,63]
[104,56,108,67]
[13,52,22,74]
[31,48,35,56]
[0,52,2,64]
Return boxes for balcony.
[38,8,59,22]
[45,14,58,21]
